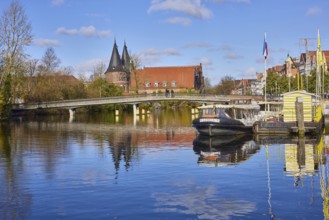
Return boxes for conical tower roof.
[106,40,123,72]
[121,41,131,71]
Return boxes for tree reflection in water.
[0,124,32,220]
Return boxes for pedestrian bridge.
[12,93,264,112]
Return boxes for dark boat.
[192,104,260,136]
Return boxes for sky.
[1,0,329,84]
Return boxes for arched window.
[154,81,159,87]
[145,82,150,87]
[163,81,167,87]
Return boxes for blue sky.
[1,0,329,84]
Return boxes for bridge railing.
[12,93,264,110]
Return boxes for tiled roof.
[106,40,123,72]
[131,65,202,89]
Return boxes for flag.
[323,51,328,75]
[263,32,268,59]
[317,29,323,66]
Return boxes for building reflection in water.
[108,130,134,178]
[192,134,260,167]
[256,134,329,219]
[255,135,322,186]
[107,125,193,178]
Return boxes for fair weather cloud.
[242,66,257,77]
[306,6,322,16]
[137,48,181,65]
[148,0,213,19]
[212,0,250,3]
[56,26,112,38]
[74,58,108,79]
[183,42,212,49]
[224,52,243,59]
[33,39,61,47]
[164,17,192,26]
[51,0,64,6]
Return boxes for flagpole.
[263,32,268,119]
[265,57,267,110]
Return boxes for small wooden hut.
[282,90,321,123]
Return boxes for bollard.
[295,97,305,137]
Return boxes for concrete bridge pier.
[69,108,76,122]
[133,104,140,115]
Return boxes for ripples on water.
[0,110,328,219]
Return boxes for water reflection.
[255,134,322,181]
[2,111,329,219]
[256,134,329,219]
[193,134,259,167]
[152,183,257,220]
[0,124,32,220]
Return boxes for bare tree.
[0,0,32,84]
[203,77,213,93]
[40,47,61,74]
[27,59,38,77]
[25,58,38,94]
[130,54,143,93]
[90,62,106,80]
[216,75,235,95]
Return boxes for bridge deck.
[12,94,264,110]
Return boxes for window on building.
[171,81,176,87]
[154,81,159,87]
[145,82,150,87]
[163,81,167,87]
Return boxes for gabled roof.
[106,40,123,72]
[282,90,316,97]
[300,50,329,64]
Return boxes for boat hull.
[192,117,252,136]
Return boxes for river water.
[0,109,328,219]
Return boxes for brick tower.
[104,40,131,92]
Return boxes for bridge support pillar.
[133,104,139,115]
[69,108,76,122]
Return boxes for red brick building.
[104,40,204,93]
[130,65,204,93]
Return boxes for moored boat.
[192,104,260,136]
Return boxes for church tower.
[104,40,131,92]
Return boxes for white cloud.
[209,44,234,52]
[242,66,257,77]
[183,42,211,48]
[73,58,108,78]
[33,38,61,47]
[198,57,213,66]
[219,44,234,51]
[306,6,321,16]
[51,0,64,6]
[148,0,213,19]
[56,26,112,38]
[212,0,250,3]
[165,17,192,26]
[224,52,243,59]
[56,27,78,35]
[137,48,181,65]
